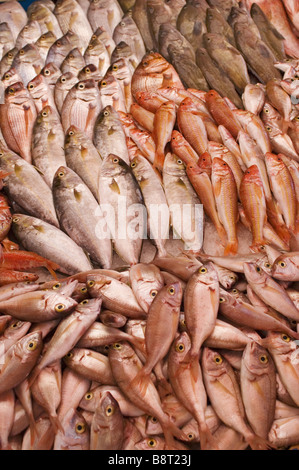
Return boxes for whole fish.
[11,214,93,275]
[86,273,146,318]
[61,79,101,140]
[31,106,66,187]
[206,6,236,47]
[0,82,37,163]
[177,98,208,158]
[64,125,102,202]
[153,100,177,171]
[90,391,124,450]
[211,157,238,255]
[53,408,89,450]
[195,48,243,108]
[93,106,129,164]
[0,332,42,395]
[54,72,78,114]
[239,165,267,251]
[130,155,170,257]
[53,166,112,269]
[0,147,59,227]
[98,154,145,265]
[168,332,217,450]
[202,347,274,450]
[113,12,146,63]
[108,342,186,449]
[243,262,299,322]
[205,90,242,139]
[132,0,154,51]
[240,341,276,439]
[54,0,93,50]
[77,321,144,351]
[184,262,219,359]
[163,152,203,252]
[63,347,116,385]
[203,33,250,93]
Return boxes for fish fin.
[224,240,238,256]
[45,264,59,280]
[130,367,151,398]
[49,413,64,434]
[29,417,37,447]
[246,434,276,451]
[216,224,227,244]
[27,365,42,388]
[198,423,219,450]
[162,420,188,449]
[153,151,165,173]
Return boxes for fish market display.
[0,0,298,452]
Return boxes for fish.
[131,0,154,51]
[52,166,113,269]
[46,32,81,68]
[87,0,123,37]
[105,58,134,111]
[130,103,154,133]
[78,64,103,82]
[61,47,85,76]
[167,46,209,92]
[0,23,15,60]
[63,347,116,385]
[11,213,93,275]
[0,2,27,42]
[28,3,62,38]
[201,347,274,450]
[27,74,59,114]
[0,389,15,450]
[0,147,59,227]
[98,74,127,113]
[22,416,55,450]
[113,12,146,63]
[61,79,101,140]
[54,0,93,50]
[11,44,43,87]
[207,141,244,195]
[99,310,127,329]
[272,252,299,282]
[204,318,253,351]
[35,32,57,63]
[239,165,267,251]
[170,130,199,166]
[15,20,42,50]
[110,41,139,71]
[240,341,277,439]
[0,82,37,163]
[163,152,203,251]
[0,250,59,278]
[84,36,110,76]
[54,72,78,114]
[64,125,102,202]
[158,23,195,64]
[203,33,250,94]
[129,263,164,314]
[0,319,32,356]
[211,157,239,255]
[176,0,208,51]
[98,154,145,265]
[0,48,18,79]
[53,408,89,450]
[242,83,266,115]
[153,100,176,171]
[168,332,217,450]
[269,416,299,448]
[93,106,130,164]
[205,90,242,139]
[90,391,124,450]
[206,6,236,47]
[0,332,43,395]
[266,78,293,124]
[265,124,299,161]
[261,101,285,132]
[234,109,272,155]
[177,98,208,158]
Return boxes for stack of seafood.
[0,0,298,451]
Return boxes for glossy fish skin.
[184,262,219,360]
[11,214,93,275]
[11,44,44,86]
[153,100,177,171]
[0,319,32,356]
[203,33,250,94]
[53,408,90,451]
[54,0,92,50]
[54,72,78,115]
[167,46,209,92]
[204,318,252,351]
[46,33,79,69]
[27,73,58,114]
[98,154,145,266]
[90,391,124,450]
[158,22,195,63]
[84,36,110,76]
[53,166,113,270]
[0,147,59,227]
[234,109,271,155]
[152,253,202,282]
[0,23,14,60]
[87,0,123,37]
[195,48,243,109]
[163,152,203,252]
[211,157,238,256]
[243,262,299,322]
[240,341,276,440]
[15,20,42,50]
[272,252,299,282]
[0,82,37,164]
[177,98,208,158]
[266,78,293,123]
[129,263,164,314]
[31,106,66,187]
[64,125,102,202]
[205,90,242,139]
[93,106,129,165]
[242,84,266,115]
[0,48,18,79]
[61,79,101,140]
[176,1,208,51]
[239,165,267,252]
[0,332,42,395]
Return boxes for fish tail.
[49,413,64,434]
[198,423,219,450]
[224,240,238,256]
[246,434,276,451]
[153,151,165,173]
[216,224,227,244]
[161,421,188,450]
[29,417,37,447]
[130,367,151,398]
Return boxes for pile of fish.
[0,0,298,451]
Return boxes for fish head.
[262,331,297,355]
[14,43,40,64]
[57,72,77,90]
[207,141,226,157]
[37,31,57,47]
[265,152,286,176]
[264,124,281,138]
[170,331,191,363]
[272,255,298,281]
[53,165,77,190]
[216,266,238,289]
[218,288,235,309]
[2,48,18,67]
[211,157,231,177]
[1,67,21,86]
[86,274,113,297]
[242,341,273,377]
[57,408,89,449]
[108,341,136,362]
[138,52,169,75]
[163,152,186,176]
[135,436,165,450]
[201,347,228,377]
[242,164,263,187]
[96,105,119,127]
[76,297,102,316]
[100,153,129,178]
[96,390,121,425]
[243,262,268,285]
[5,319,31,339]
[74,78,98,101]
[79,387,100,411]
[4,81,27,102]
[99,75,119,96]
[15,330,43,361]
[255,255,273,276]
[44,290,78,316]
[159,281,183,308]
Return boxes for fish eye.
[256,266,261,272]
[180,318,186,327]
[85,392,93,400]
[4,74,10,80]
[28,83,34,90]
[101,80,107,88]
[80,299,89,305]
[42,110,48,117]
[113,157,119,163]
[8,88,14,94]
[260,245,266,250]
[91,35,97,41]
[55,303,65,312]
[104,345,109,351]
[266,126,272,132]
[113,342,122,350]
[112,64,118,71]
[27,339,38,351]
[56,41,61,47]
[10,321,22,329]
[264,108,269,113]
[188,433,195,441]
[52,283,61,289]
[19,49,25,55]
[199,267,207,274]
[150,416,157,423]
[77,83,85,90]
[264,262,271,269]
[103,110,109,116]
[81,286,87,293]
[177,159,183,165]
[12,216,20,223]
[168,286,175,295]
[43,68,50,76]
[131,161,137,168]
[87,280,95,287]
[147,438,157,447]
[75,423,86,434]
[281,333,290,342]
[65,351,73,359]
[120,21,126,27]
[150,289,158,298]
[175,342,185,353]
[85,67,90,73]
[219,297,225,303]
[68,129,74,135]
[232,289,238,294]
[259,354,268,364]
[60,77,66,83]
[278,261,286,268]
[295,116,299,121]
[142,61,148,67]
[105,405,115,416]
[57,171,65,178]
[214,355,222,365]
[69,54,74,59]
